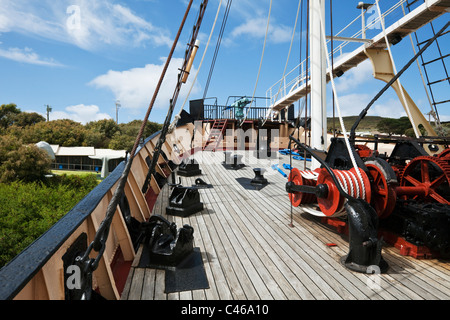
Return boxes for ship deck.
[121,151,450,300]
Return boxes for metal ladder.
[203,119,228,151]
[406,0,450,133]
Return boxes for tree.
[85,119,120,148]
[24,119,87,146]
[376,117,413,136]
[0,136,52,183]
[0,103,21,129]
[12,112,46,127]
[108,120,162,151]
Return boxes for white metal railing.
[266,0,414,109]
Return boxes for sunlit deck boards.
[121,151,450,300]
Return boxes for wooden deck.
[121,150,450,300]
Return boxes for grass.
[51,170,103,182]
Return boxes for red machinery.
[287,137,450,260]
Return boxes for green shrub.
[0,136,52,183]
[0,175,98,268]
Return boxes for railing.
[203,104,269,121]
[265,0,424,107]
[0,131,161,300]
[203,96,270,121]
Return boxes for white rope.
[317,5,366,194]
[240,0,273,125]
[260,0,302,127]
[299,169,319,180]
[168,0,223,133]
[375,0,420,137]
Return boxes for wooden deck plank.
[200,153,324,299]
[123,150,450,301]
[208,152,370,299]
[250,152,450,300]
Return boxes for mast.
[309,0,327,170]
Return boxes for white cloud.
[439,115,450,122]
[0,0,172,51]
[229,17,293,44]
[330,92,372,117]
[89,57,201,113]
[334,60,373,93]
[50,104,112,124]
[0,47,63,67]
[370,98,406,118]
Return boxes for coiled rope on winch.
[316,3,366,200]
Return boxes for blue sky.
[0,0,448,125]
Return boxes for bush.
[0,136,52,183]
[0,175,98,268]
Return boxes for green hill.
[327,116,384,133]
[327,116,449,135]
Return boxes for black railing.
[203,104,269,121]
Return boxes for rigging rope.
[296,0,304,143]
[350,19,450,140]
[168,0,224,133]
[317,1,366,199]
[403,1,445,135]
[261,0,302,127]
[401,2,434,113]
[142,0,209,194]
[375,0,419,137]
[203,0,232,100]
[240,0,272,126]
[77,0,196,275]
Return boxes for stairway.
[203,119,228,151]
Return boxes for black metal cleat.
[142,215,194,269]
[177,158,202,177]
[166,185,204,217]
[251,168,268,186]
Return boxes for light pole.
[46,105,52,121]
[357,2,373,39]
[115,100,121,124]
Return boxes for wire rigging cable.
[317,2,366,198]
[77,0,196,275]
[240,0,272,126]
[203,0,233,100]
[375,0,419,138]
[168,0,224,133]
[259,0,302,127]
[142,0,209,194]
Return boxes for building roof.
[49,144,126,159]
